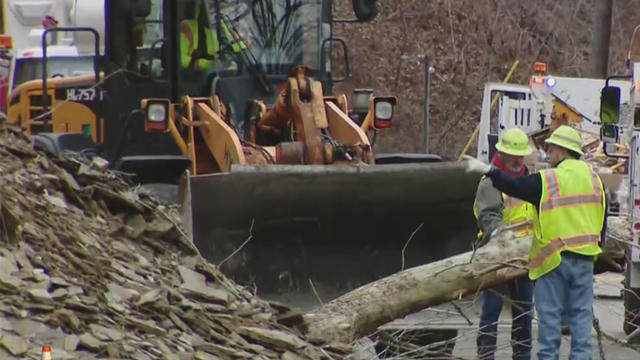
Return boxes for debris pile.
[0,121,347,359]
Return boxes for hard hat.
[544,125,584,155]
[495,128,532,156]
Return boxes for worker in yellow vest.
[465,125,606,360]
[180,0,245,72]
[473,128,534,360]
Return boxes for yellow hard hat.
[545,125,584,155]
[495,128,532,156]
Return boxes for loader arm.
[324,101,374,164]
[255,66,374,165]
[193,102,246,173]
[163,96,247,175]
[325,101,370,147]
[287,74,326,164]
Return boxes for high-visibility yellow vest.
[180,19,218,70]
[180,20,247,71]
[502,194,535,237]
[473,178,535,239]
[529,159,604,280]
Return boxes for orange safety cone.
[41,345,52,360]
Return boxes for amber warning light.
[533,62,547,74]
[0,35,13,49]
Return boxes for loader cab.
[98,0,192,183]
[174,0,342,137]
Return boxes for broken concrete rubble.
[0,121,348,359]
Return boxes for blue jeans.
[477,275,533,360]
[534,252,594,360]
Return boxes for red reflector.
[146,122,166,131]
[634,223,640,230]
[533,62,547,74]
[374,119,392,129]
[0,35,12,49]
[635,199,640,206]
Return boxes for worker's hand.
[463,155,492,174]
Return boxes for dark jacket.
[484,159,607,245]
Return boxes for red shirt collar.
[492,154,526,177]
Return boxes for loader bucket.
[181,162,481,309]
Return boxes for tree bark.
[304,230,531,344]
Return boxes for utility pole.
[591,0,613,78]
[420,55,435,153]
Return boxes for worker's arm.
[484,169,542,207]
[475,177,504,246]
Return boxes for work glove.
[475,228,498,248]
[475,227,514,249]
[463,155,492,174]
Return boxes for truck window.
[13,56,97,89]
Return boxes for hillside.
[333,0,640,159]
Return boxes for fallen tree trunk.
[305,217,630,343]
[303,230,531,344]
[304,217,630,344]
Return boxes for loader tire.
[623,286,640,338]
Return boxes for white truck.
[477,62,640,337]
[1,0,106,99]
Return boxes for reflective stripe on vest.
[528,233,599,268]
[540,170,602,212]
[529,159,604,280]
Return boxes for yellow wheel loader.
[4,0,481,309]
